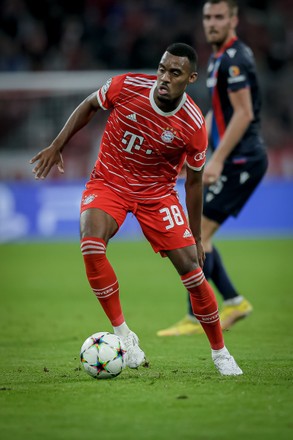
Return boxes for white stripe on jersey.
[182,102,204,129]
[117,103,170,144]
[184,101,204,125]
[96,91,107,110]
[125,155,171,168]
[186,162,205,172]
[99,152,163,179]
[120,86,198,139]
[101,149,169,172]
[124,76,155,87]
[102,180,173,201]
[93,74,206,200]
[116,102,195,146]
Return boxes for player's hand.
[203,158,223,185]
[196,240,205,269]
[29,145,64,179]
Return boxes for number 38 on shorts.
[159,205,185,230]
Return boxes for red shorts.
[80,179,195,254]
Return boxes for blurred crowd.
[0,0,292,178]
[0,0,291,72]
[2,0,218,71]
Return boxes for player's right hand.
[29,145,64,179]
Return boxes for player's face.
[203,1,238,49]
[155,52,197,111]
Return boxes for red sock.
[181,268,224,350]
[80,237,124,326]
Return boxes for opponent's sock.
[211,246,239,300]
[182,268,224,350]
[222,296,244,306]
[203,250,215,278]
[81,237,124,326]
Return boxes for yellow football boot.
[157,315,204,336]
[220,298,253,330]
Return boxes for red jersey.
[91,73,207,201]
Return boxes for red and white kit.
[81,73,208,252]
[80,74,228,356]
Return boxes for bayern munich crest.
[161,129,175,143]
[82,194,96,205]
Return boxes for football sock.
[211,346,229,358]
[211,246,240,300]
[81,237,124,326]
[186,246,239,314]
[203,250,215,279]
[182,268,224,350]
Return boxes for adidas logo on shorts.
[183,229,192,238]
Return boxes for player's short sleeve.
[223,51,250,93]
[186,121,208,171]
[96,74,127,110]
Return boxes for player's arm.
[203,87,254,185]
[30,92,101,179]
[204,110,213,136]
[185,165,205,268]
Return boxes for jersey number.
[159,205,184,230]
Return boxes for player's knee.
[176,256,200,276]
[165,246,199,275]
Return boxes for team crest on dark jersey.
[161,127,176,143]
[229,65,240,77]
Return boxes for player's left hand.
[203,158,223,185]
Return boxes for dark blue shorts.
[203,153,268,224]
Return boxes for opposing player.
[30,43,242,375]
[158,1,268,337]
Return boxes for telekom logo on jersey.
[121,130,206,163]
[121,131,153,155]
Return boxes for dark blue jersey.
[207,37,266,161]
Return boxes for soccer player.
[158,1,268,337]
[30,43,242,375]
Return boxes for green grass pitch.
[0,238,292,440]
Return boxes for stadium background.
[0,0,292,241]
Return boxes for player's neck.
[211,32,237,55]
[154,95,182,113]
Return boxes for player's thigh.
[203,158,267,224]
[80,208,118,242]
[80,182,129,242]
[203,165,247,224]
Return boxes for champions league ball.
[80,332,126,379]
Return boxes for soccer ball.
[80,332,126,379]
